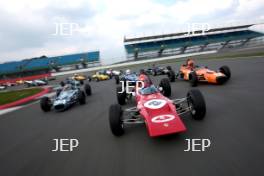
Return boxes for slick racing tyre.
[40,97,52,112]
[60,81,65,87]
[179,71,184,79]
[115,75,120,84]
[166,66,172,71]
[219,65,231,80]
[109,104,124,136]
[189,71,198,87]
[116,86,126,105]
[152,70,157,76]
[120,77,126,86]
[187,89,206,120]
[78,91,86,105]
[87,76,92,82]
[167,70,176,82]
[85,84,92,96]
[159,78,171,97]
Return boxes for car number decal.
[151,114,175,123]
[144,99,166,109]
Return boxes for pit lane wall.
[52,50,217,77]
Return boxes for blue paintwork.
[122,73,138,82]
[0,51,100,74]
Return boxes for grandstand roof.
[124,24,254,44]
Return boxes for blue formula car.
[114,69,138,85]
[40,80,92,112]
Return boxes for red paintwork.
[0,73,51,84]
[135,90,186,137]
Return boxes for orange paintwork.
[180,65,226,84]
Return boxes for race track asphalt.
[0,56,264,176]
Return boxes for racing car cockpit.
[139,85,158,95]
[138,74,157,95]
[184,59,200,70]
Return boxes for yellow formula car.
[72,74,87,81]
[92,72,110,82]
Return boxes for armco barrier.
[0,73,51,84]
[52,50,217,77]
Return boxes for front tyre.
[116,86,126,105]
[78,91,86,105]
[187,89,206,120]
[40,97,51,112]
[189,72,198,87]
[219,65,231,80]
[115,75,120,84]
[109,104,124,136]
[152,70,157,76]
[167,70,176,82]
[159,78,171,97]
[84,83,92,96]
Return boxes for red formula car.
[109,75,206,137]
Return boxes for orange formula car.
[176,59,231,87]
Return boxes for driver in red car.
[137,74,157,95]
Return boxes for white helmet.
[125,69,131,75]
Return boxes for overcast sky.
[0,0,263,64]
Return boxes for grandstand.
[0,51,100,79]
[124,24,264,60]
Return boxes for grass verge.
[0,88,43,105]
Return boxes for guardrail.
[52,50,217,77]
[0,73,51,84]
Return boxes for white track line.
[0,92,56,116]
[0,106,25,116]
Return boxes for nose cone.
[54,104,65,111]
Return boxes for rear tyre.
[116,86,126,105]
[167,70,176,82]
[152,70,157,76]
[84,84,92,96]
[189,72,198,87]
[219,65,231,80]
[120,77,126,85]
[115,75,120,84]
[159,78,171,97]
[87,76,92,82]
[40,97,51,112]
[60,81,65,87]
[109,104,124,136]
[78,91,86,105]
[187,89,206,120]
